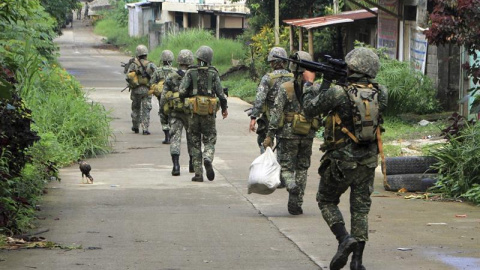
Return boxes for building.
[126,0,249,45]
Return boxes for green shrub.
[429,122,480,204]
[222,74,258,103]
[376,54,441,115]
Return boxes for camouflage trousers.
[188,114,216,175]
[131,87,152,131]
[317,155,377,241]
[277,138,313,208]
[157,96,170,131]
[169,112,192,156]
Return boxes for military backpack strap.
[283,81,295,102]
[190,68,198,96]
[267,72,294,88]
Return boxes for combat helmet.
[136,44,148,57]
[161,50,174,63]
[289,51,312,72]
[267,47,287,62]
[177,49,194,66]
[195,46,214,64]
[345,47,380,78]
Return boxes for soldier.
[302,47,388,270]
[179,46,228,182]
[263,51,318,215]
[249,47,293,188]
[160,49,195,176]
[126,44,157,135]
[151,50,176,144]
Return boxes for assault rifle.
[273,54,347,84]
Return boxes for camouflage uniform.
[152,65,177,132]
[302,47,387,270]
[126,57,156,133]
[251,47,292,154]
[179,46,227,181]
[266,51,315,215]
[160,70,192,157]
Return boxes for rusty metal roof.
[284,8,378,29]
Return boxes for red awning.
[284,8,378,29]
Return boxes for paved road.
[1,19,479,270]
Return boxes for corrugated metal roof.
[284,8,378,29]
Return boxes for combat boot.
[287,193,303,215]
[142,130,150,135]
[350,241,366,270]
[204,159,215,181]
[162,130,171,144]
[131,127,139,134]
[189,155,194,173]
[191,174,204,182]
[330,224,357,270]
[171,154,180,176]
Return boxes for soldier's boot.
[204,159,215,181]
[162,130,171,144]
[189,155,194,173]
[287,186,302,215]
[131,127,139,134]
[171,154,180,176]
[191,174,204,182]
[142,130,150,135]
[350,241,366,270]
[330,223,357,270]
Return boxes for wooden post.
[289,25,294,53]
[216,14,220,39]
[274,0,279,45]
[183,13,188,29]
[308,29,314,59]
[298,27,303,51]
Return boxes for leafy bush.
[375,52,441,115]
[222,74,258,103]
[1,0,113,234]
[429,122,480,204]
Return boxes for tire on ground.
[383,156,438,175]
[384,173,438,192]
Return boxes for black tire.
[384,173,438,192]
[383,156,438,175]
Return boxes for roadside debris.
[427,223,447,226]
[1,237,81,250]
[455,214,467,218]
[397,248,413,251]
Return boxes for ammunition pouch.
[127,71,149,88]
[149,80,164,97]
[168,92,186,113]
[186,96,218,116]
[292,114,312,135]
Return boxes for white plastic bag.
[248,147,281,194]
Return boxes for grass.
[222,72,257,103]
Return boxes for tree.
[39,0,79,32]
[424,0,480,113]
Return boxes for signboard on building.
[377,0,399,59]
[410,31,428,74]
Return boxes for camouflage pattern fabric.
[179,66,227,175]
[302,73,388,242]
[130,87,152,131]
[267,78,316,140]
[267,77,314,210]
[251,69,292,152]
[188,115,216,175]
[316,156,376,241]
[152,66,176,131]
[277,138,313,209]
[162,70,192,156]
[126,58,156,132]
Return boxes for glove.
[263,136,273,149]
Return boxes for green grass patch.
[222,73,257,103]
[382,116,446,142]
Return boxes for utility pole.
[275,0,279,45]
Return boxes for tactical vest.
[278,81,321,134]
[185,66,220,115]
[127,59,150,87]
[262,72,294,116]
[322,83,380,150]
[163,72,187,114]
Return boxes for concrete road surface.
[1,19,479,270]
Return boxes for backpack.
[345,83,380,143]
